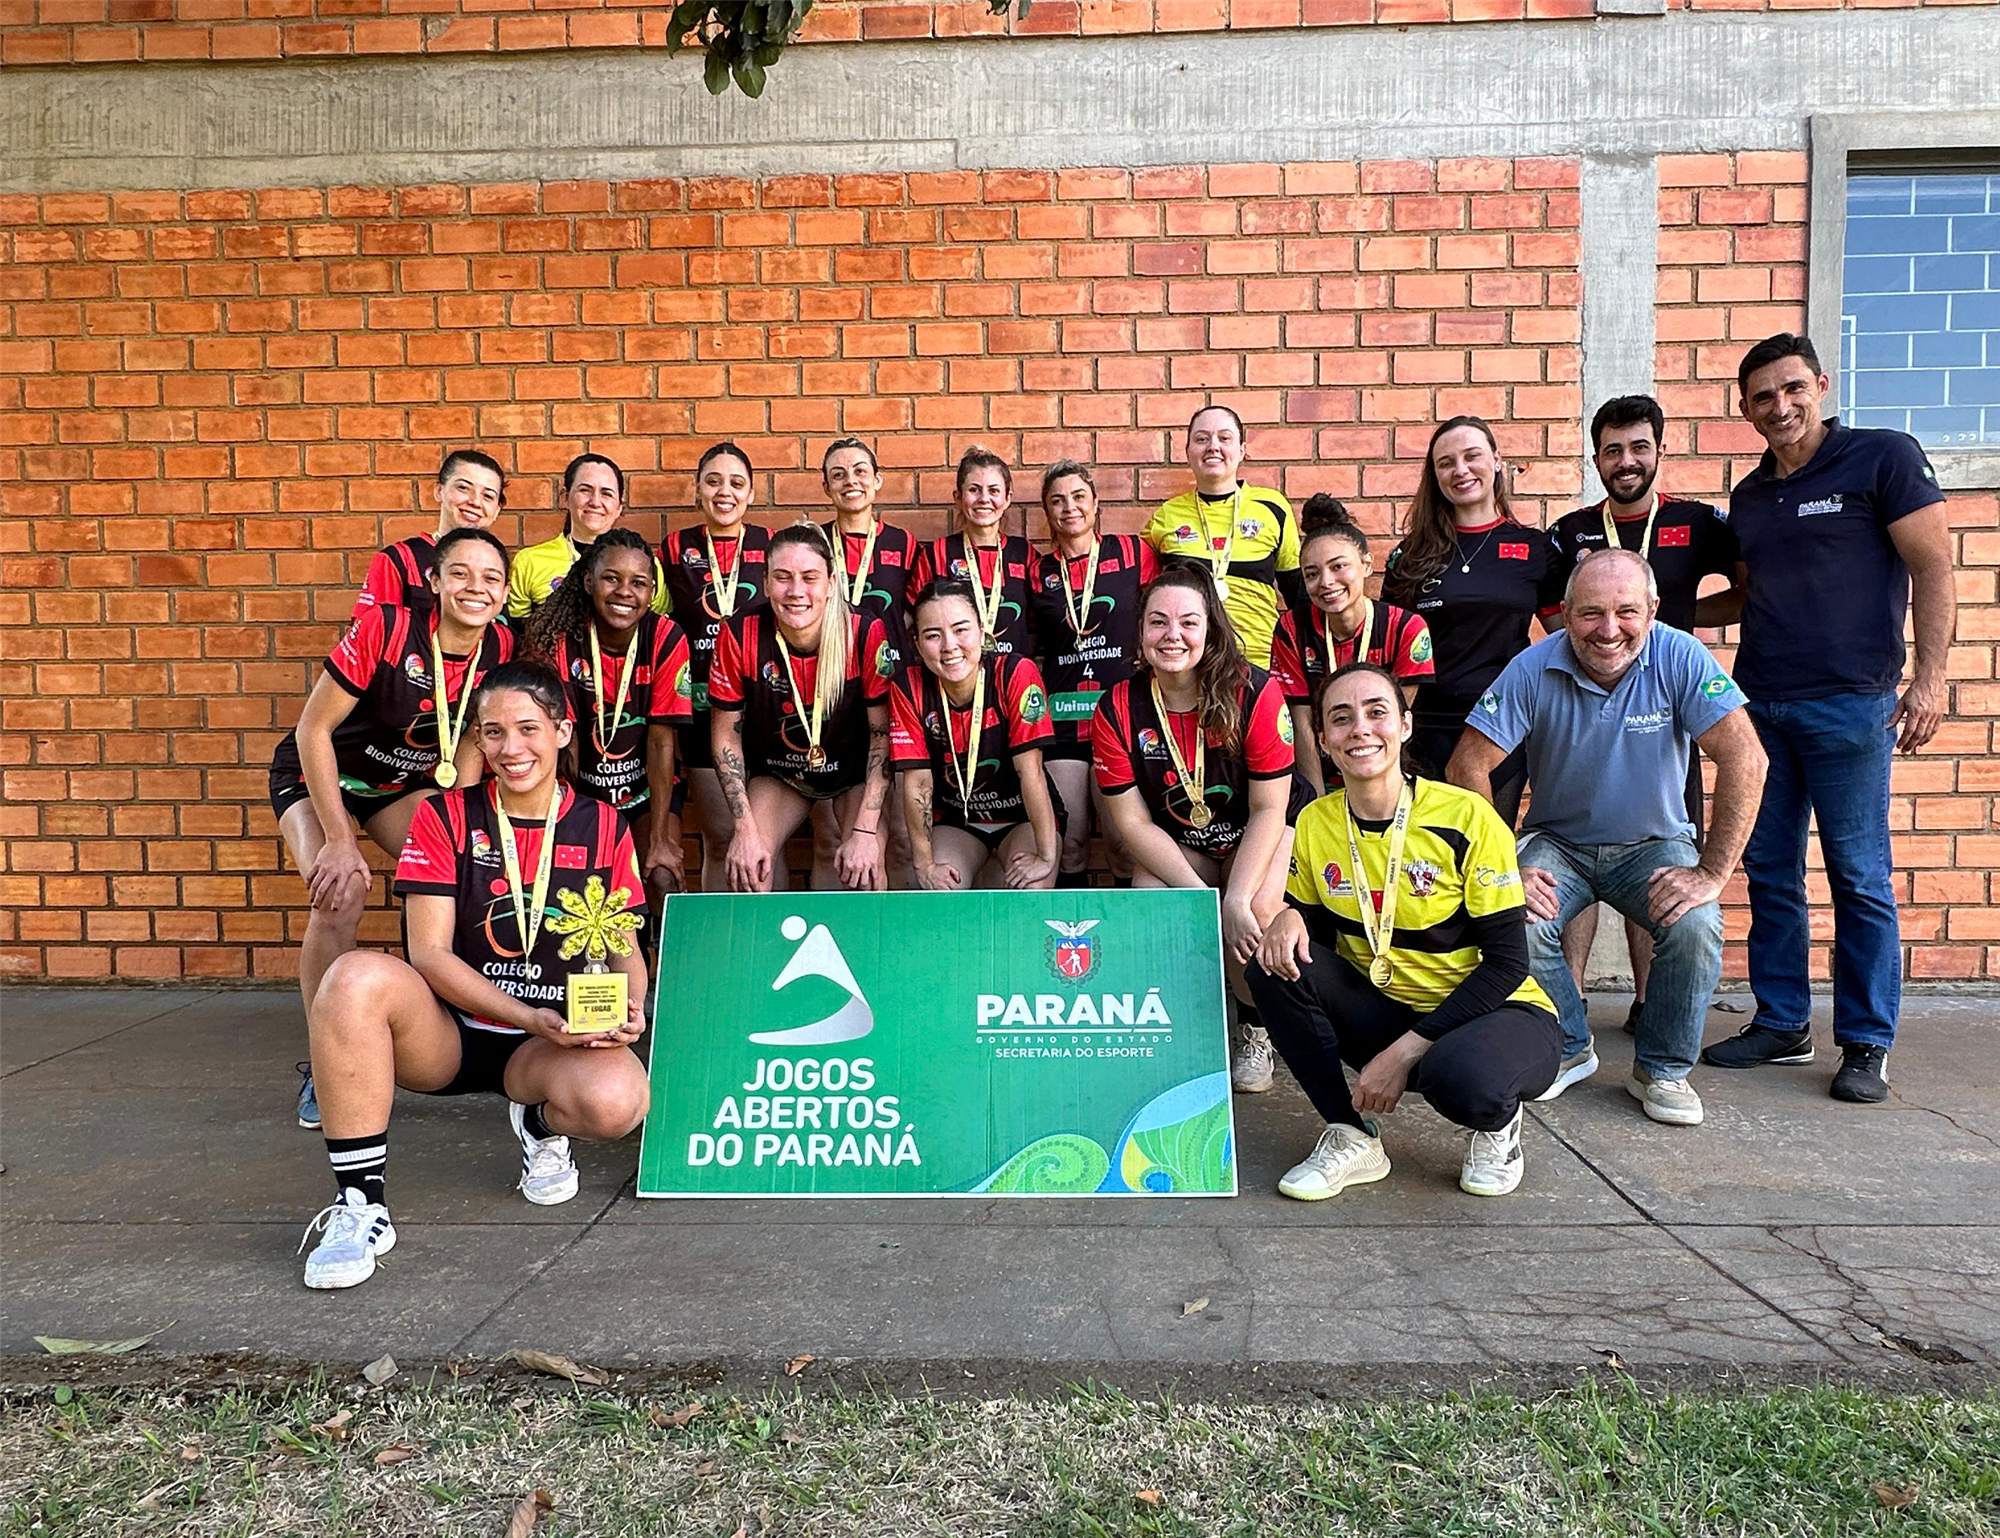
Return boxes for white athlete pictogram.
[749,914,875,1046]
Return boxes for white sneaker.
[1231,1025,1276,1094]
[510,1101,579,1205]
[1627,1072,1704,1126]
[1535,1042,1599,1102]
[1460,1107,1525,1197]
[1277,1121,1391,1201]
[299,1188,397,1290]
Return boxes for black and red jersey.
[1091,669,1294,857]
[1025,535,1159,758]
[546,613,695,813]
[907,533,1034,658]
[353,532,438,617]
[708,609,894,793]
[1385,519,1551,720]
[659,523,771,709]
[823,518,915,667]
[889,653,1055,824]
[394,781,641,1034]
[1270,598,1435,708]
[1539,497,1741,634]
[276,602,514,800]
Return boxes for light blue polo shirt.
[1467,623,1746,846]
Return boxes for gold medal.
[1213,576,1229,601]
[1151,676,1211,837]
[1057,538,1102,638]
[1345,781,1414,995]
[495,781,562,979]
[1189,803,1213,829]
[704,527,740,617]
[1325,600,1373,677]
[428,624,478,790]
[434,761,457,789]
[964,537,1005,651]
[775,626,829,773]
[806,745,827,771]
[945,664,986,808]
[587,622,640,758]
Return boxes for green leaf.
[753,40,783,65]
[35,1324,171,1357]
[703,49,731,93]
[733,59,767,97]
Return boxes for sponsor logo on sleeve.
[1478,690,1500,714]
[1474,864,1520,889]
[1702,674,1734,698]
[875,641,895,679]
[1020,684,1048,723]
[1410,630,1433,664]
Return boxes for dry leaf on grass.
[1873,1483,1917,1510]
[310,1409,353,1441]
[179,1445,202,1462]
[372,1444,419,1467]
[783,1353,816,1376]
[692,1460,718,1478]
[34,1324,172,1356]
[727,1526,748,1538]
[362,1355,398,1387]
[1134,1489,1163,1507]
[505,1349,609,1386]
[1181,1298,1209,1317]
[649,1401,706,1429]
[780,1428,807,1447]
[503,1488,556,1537]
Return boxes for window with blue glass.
[1841,169,1999,450]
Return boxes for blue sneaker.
[296,1062,321,1130]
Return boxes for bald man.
[1450,550,1767,1128]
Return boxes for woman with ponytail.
[659,442,773,890]
[1380,416,1552,823]
[1271,494,1435,793]
[297,659,650,1291]
[708,524,896,893]
[907,447,1035,659]
[524,528,693,895]
[1091,566,1302,1095]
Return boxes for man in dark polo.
[1450,550,1767,1126]
[1701,333,1955,1104]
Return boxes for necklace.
[1457,522,1504,574]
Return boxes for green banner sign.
[638,890,1234,1198]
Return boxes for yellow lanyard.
[1322,600,1372,677]
[1150,676,1210,830]
[842,520,880,608]
[704,528,740,617]
[1344,781,1413,990]
[774,626,827,768]
[944,665,986,806]
[964,539,1005,643]
[428,626,479,789]
[494,783,562,975]
[1602,493,1660,560]
[1057,538,1102,637]
[1200,487,1242,585]
[586,623,640,757]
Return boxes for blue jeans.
[1520,832,1721,1080]
[1742,691,1900,1050]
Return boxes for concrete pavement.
[2,987,1995,1387]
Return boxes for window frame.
[1808,111,2000,491]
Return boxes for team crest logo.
[1322,862,1342,891]
[1136,727,1162,756]
[1406,858,1441,898]
[681,545,704,566]
[950,558,970,579]
[1045,918,1100,982]
[875,641,895,678]
[403,654,428,686]
[1020,685,1048,723]
[1238,519,1262,538]
[675,661,692,699]
[1173,525,1196,542]
[1277,710,1294,745]
[762,661,784,689]
[1703,674,1733,698]
[1411,631,1433,664]
[469,828,498,864]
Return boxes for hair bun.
[1300,493,1357,533]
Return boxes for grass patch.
[4,1376,1997,1536]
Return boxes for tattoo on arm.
[915,782,933,833]
[863,721,890,814]
[716,721,750,820]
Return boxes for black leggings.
[1246,944,1561,1133]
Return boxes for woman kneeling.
[1248,663,1560,1201]
[299,660,650,1290]
[893,579,1063,890]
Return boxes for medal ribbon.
[1322,599,1373,678]
[1201,487,1242,586]
[586,623,640,757]
[843,520,880,608]
[1149,676,1207,822]
[428,624,478,773]
[704,528,740,617]
[494,782,563,964]
[1058,538,1102,638]
[1601,492,1660,561]
[945,665,986,808]
[964,539,1005,639]
[1344,780,1414,983]
[774,626,826,765]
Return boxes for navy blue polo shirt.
[1729,420,1943,701]
[1469,624,1746,846]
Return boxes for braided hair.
[521,527,655,662]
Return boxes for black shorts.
[425,1013,529,1098]
[268,736,416,828]
[1684,754,1706,851]
[677,717,713,772]
[936,775,1069,852]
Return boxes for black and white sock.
[520,1102,557,1142]
[325,1132,387,1209]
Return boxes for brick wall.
[1654,150,2000,985]
[1,157,1593,982]
[6,0,1986,65]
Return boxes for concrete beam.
[1578,155,1659,503]
[4,10,1997,191]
